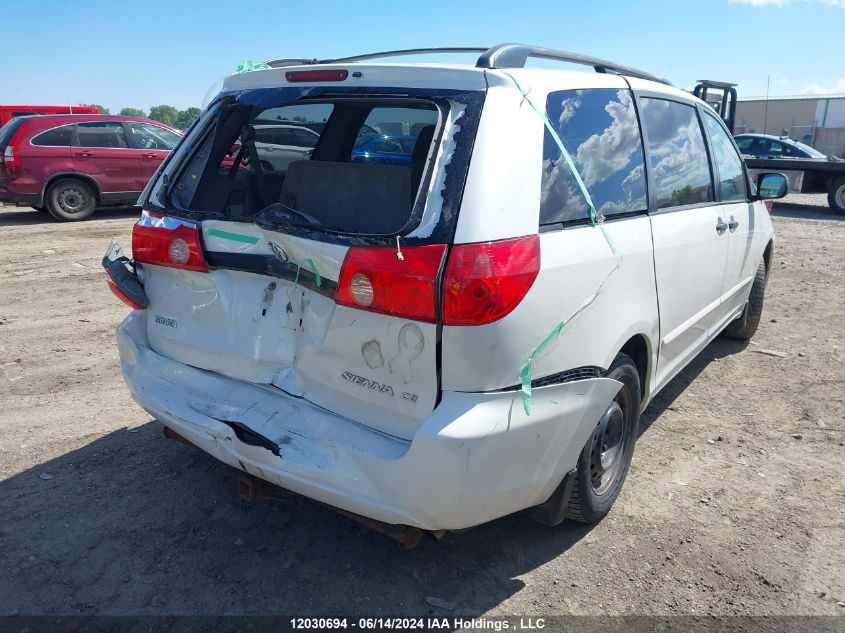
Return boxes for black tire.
[722,258,767,340]
[33,206,48,212]
[46,178,96,221]
[828,175,845,216]
[564,353,641,524]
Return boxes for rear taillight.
[1,144,19,176]
[764,200,775,213]
[132,212,208,272]
[336,245,447,322]
[105,274,145,310]
[443,235,540,326]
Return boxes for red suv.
[0,115,182,221]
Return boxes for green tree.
[175,107,201,130]
[79,103,109,114]
[119,107,146,118]
[147,105,179,127]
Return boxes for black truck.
[694,80,845,215]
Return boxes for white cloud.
[729,0,845,7]
[801,77,845,94]
[575,90,641,188]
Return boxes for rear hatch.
[131,68,486,439]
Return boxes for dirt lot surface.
[1,196,843,618]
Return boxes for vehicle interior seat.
[278,160,413,234]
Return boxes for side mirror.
[756,172,788,199]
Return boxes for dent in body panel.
[121,309,623,528]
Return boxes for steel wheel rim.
[590,391,629,496]
[58,188,85,214]
[836,184,845,209]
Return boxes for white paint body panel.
[443,218,659,400]
[649,206,731,389]
[118,310,621,531]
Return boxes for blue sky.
[1,0,842,112]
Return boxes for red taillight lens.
[443,235,540,326]
[285,69,348,82]
[336,244,447,322]
[132,215,208,272]
[1,144,19,177]
[764,199,775,213]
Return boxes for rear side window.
[540,89,647,225]
[31,125,73,147]
[76,122,128,148]
[702,112,747,202]
[640,98,712,209]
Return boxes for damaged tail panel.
[123,81,484,441]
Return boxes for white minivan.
[105,44,787,535]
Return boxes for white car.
[252,123,319,172]
[105,44,786,534]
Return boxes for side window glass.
[640,98,713,209]
[76,122,128,148]
[703,112,747,202]
[735,137,754,153]
[128,123,180,150]
[541,88,646,224]
[292,129,318,148]
[31,126,73,147]
[767,140,783,157]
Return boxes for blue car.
[351,134,418,166]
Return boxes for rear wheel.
[564,353,641,524]
[829,176,845,216]
[46,178,96,221]
[722,258,767,340]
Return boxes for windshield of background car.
[790,140,826,158]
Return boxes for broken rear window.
[161,95,441,237]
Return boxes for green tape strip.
[206,228,259,245]
[501,71,616,255]
[519,319,566,416]
[235,59,270,73]
[306,258,322,288]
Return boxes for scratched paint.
[388,323,425,384]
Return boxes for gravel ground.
[0,195,843,618]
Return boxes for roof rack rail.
[476,44,670,85]
[266,48,487,68]
[265,44,670,85]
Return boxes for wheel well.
[619,334,649,400]
[763,240,774,273]
[43,173,101,204]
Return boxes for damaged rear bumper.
[117,311,621,531]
